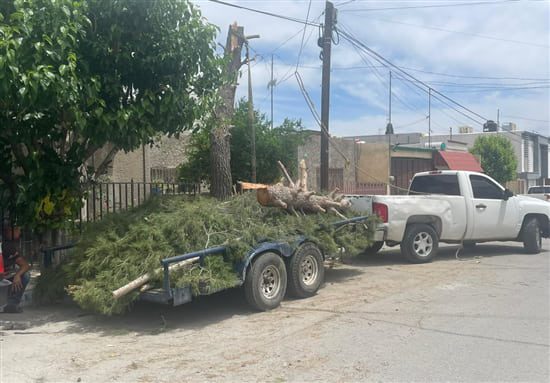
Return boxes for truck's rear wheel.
[363,241,384,255]
[523,217,542,254]
[401,224,439,263]
[244,252,287,311]
[287,242,324,298]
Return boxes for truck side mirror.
[503,188,514,200]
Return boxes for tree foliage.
[180,99,307,185]
[0,0,220,228]
[470,134,517,184]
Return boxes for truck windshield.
[528,186,550,194]
[409,174,461,196]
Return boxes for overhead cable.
[208,0,321,27]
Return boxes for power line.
[444,86,550,93]
[337,26,488,124]
[425,80,550,88]
[340,0,518,12]
[208,0,321,27]
[295,0,313,71]
[366,17,549,48]
[501,115,550,123]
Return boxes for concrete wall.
[356,143,389,184]
[109,134,190,182]
[297,133,356,191]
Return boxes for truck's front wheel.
[401,224,439,263]
[287,242,325,298]
[244,252,287,311]
[522,217,542,254]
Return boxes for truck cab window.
[409,175,461,196]
[469,175,503,199]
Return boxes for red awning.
[434,151,483,172]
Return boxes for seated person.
[1,241,30,313]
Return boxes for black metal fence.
[81,181,200,223]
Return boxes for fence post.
[131,179,134,208]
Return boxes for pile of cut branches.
[35,192,376,315]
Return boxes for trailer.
[42,216,369,311]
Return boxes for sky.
[192,0,550,138]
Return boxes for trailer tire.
[401,224,438,263]
[287,242,325,298]
[244,252,287,311]
[523,217,542,254]
[363,241,384,255]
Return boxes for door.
[469,174,519,240]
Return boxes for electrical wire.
[208,0,321,27]
[366,17,549,49]
[340,0,518,13]
[338,27,488,125]
[295,0,313,72]
[501,115,550,123]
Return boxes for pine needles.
[35,193,376,315]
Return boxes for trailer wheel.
[244,252,287,311]
[287,242,325,298]
[523,217,542,254]
[363,241,384,255]
[401,224,438,263]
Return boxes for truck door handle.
[476,204,487,209]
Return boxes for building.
[297,131,481,195]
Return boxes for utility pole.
[385,71,394,135]
[428,87,432,148]
[271,54,274,130]
[320,1,336,191]
[245,34,260,183]
[497,108,500,129]
[389,70,392,124]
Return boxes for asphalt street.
[1,240,549,382]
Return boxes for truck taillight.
[373,203,388,223]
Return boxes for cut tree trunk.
[210,23,245,200]
[112,257,199,299]
[241,160,350,215]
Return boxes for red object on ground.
[0,245,4,274]
[434,151,483,173]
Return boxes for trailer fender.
[238,241,295,282]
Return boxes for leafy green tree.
[470,134,517,184]
[180,99,307,185]
[0,0,220,228]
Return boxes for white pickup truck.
[349,170,550,263]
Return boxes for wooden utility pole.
[320,1,335,192]
[211,23,245,199]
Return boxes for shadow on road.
[349,241,547,268]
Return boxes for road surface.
[1,240,549,382]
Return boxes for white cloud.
[194,0,550,136]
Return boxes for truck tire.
[363,241,384,255]
[523,217,542,254]
[244,252,287,311]
[287,242,325,298]
[401,224,439,263]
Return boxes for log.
[254,160,351,215]
[112,257,199,299]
